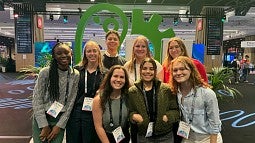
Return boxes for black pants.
[66,106,100,143]
[172,122,183,143]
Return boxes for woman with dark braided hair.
[32,42,80,143]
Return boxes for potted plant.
[208,67,243,101]
[0,57,8,72]
[18,53,52,79]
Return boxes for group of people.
[32,30,222,143]
[231,54,254,83]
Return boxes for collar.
[105,50,118,57]
[177,87,195,97]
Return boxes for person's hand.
[47,125,60,142]
[132,114,143,123]
[39,126,51,142]
[163,115,168,122]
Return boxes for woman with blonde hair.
[124,35,163,85]
[169,56,222,143]
[162,37,207,83]
[66,40,104,143]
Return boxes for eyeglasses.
[168,45,180,50]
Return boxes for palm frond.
[208,67,243,100]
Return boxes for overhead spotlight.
[78,8,82,19]
[63,15,68,23]
[49,14,53,21]
[14,13,19,18]
[147,0,152,3]
[188,18,193,24]
[221,15,226,22]
[173,17,179,26]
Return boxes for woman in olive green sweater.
[128,57,180,143]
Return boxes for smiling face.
[133,39,148,60]
[168,40,183,59]
[110,68,126,90]
[53,44,72,70]
[172,61,191,84]
[85,42,100,63]
[140,61,156,82]
[106,33,120,52]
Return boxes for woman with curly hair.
[169,56,222,143]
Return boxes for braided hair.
[48,42,72,102]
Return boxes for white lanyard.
[84,69,98,94]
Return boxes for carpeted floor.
[0,75,255,143]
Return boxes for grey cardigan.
[32,67,79,129]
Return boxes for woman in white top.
[124,36,163,85]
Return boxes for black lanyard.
[84,68,98,96]
[109,97,123,127]
[134,59,137,81]
[64,69,70,104]
[142,83,156,121]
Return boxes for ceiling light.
[147,0,152,3]
[63,15,68,23]
[49,14,53,21]
[188,18,193,24]
[173,17,179,26]
[91,0,95,2]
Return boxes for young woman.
[32,42,80,143]
[162,37,208,83]
[124,35,163,85]
[92,65,130,143]
[128,57,179,143]
[169,56,222,143]
[66,41,104,143]
[103,30,126,69]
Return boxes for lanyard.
[64,69,70,104]
[142,83,156,121]
[134,59,137,81]
[108,97,123,127]
[84,69,98,95]
[180,89,197,124]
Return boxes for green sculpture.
[75,3,175,63]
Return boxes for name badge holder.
[177,121,190,139]
[47,101,64,118]
[145,122,154,137]
[112,126,125,143]
[82,97,93,111]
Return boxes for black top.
[102,54,126,69]
[145,89,157,122]
[74,67,104,106]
